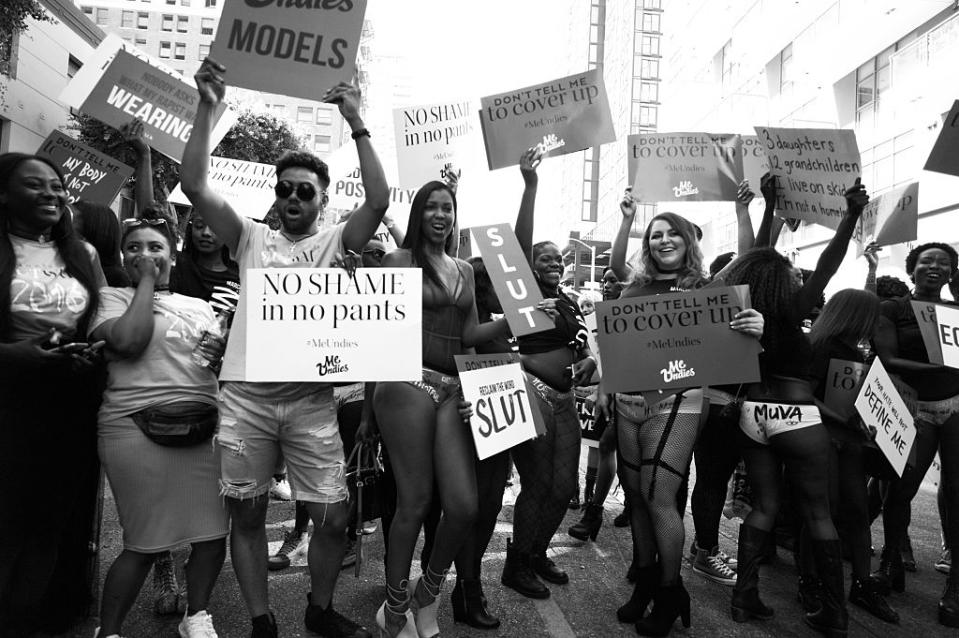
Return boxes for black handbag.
[131,401,218,447]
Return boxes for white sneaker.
[270,478,292,501]
[178,609,219,638]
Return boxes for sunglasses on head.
[274,180,324,201]
[122,218,168,229]
[363,248,386,259]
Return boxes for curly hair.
[876,275,909,300]
[809,288,880,348]
[630,212,706,290]
[275,150,330,188]
[905,242,958,280]
[401,181,458,288]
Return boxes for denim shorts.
[216,382,348,504]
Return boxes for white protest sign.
[855,358,916,477]
[853,182,919,253]
[393,99,479,189]
[169,156,275,219]
[753,127,861,229]
[937,304,959,369]
[459,362,538,460]
[244,268,421,382]
[324,142,412,228]
[824,358,868,421]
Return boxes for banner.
[823,359,868,421]
[855,358,916,477]
[35,130,133,205]
[753,127,860,229]
[454,353,545,437]
[938,304,959,369]
[457,361,538,460]
[479,69,616,170]
[210,0,368,101]
[911,300,947,365]
[852,182,919,253]
[595,285,762,394]
[924,99,959,177]
[470,224,552,337]
[60,35,234,162]
[393,100,478,188]
[244,268,421,382]
[628,132,743,202]
[169,155,275,219]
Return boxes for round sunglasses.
[274,180,326,201]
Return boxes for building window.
[177,16,188,32]
[297,107,313,124]
[856,44,896,127]
[198,43,210,60]
[67,55,82,78]
[174,42,185,59]
[201,18,214,35]
[315,107,333,125]
[181,0,191,6]
[95,8,109,25]
[639,105,658,127]
[640,58,659,79]
[641,35,660,56]
[162,14,173,31]
[205,0,217,6]
[272,104,286,116]
[135,37,147,48]
[719,39,735,89]
[82,6,93,15]
[779,43,794,97]
[313,135,331,154]
[121,10,134,28]
[137,12,149,29]
[644,0,662,9]
[159,41,171,58]
[642,12,660,33]
[639,81,658,102]
[166,0,176,4]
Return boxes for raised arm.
[514,148,542,261]
[89,260,158,358]
[121,119,154,214]
[735,179,756,254]
[181,58,243,253]
[863,243,879,294]
[753,172,778,248]
[325,82,390,253]
[610,189,637,281]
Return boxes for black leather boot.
[530,548,569,584]
[731,524,774,622]
[870,544,905,594]
[450,577,500,629]
[568,503,603,541]
[501,538,549,599]
[940,570,959,628]
[617,562,658,623]
[635,577,690,637]
[849,577,899,624]
[805,540,848,638]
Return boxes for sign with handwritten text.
[455,353,545,437]
[628,133,743,202]
[457,361,539,459]
[36,130,133,205]
[855,357,915,477]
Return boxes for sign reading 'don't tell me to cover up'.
[595,285,762,394]
[478,69,616,170]
[855,358,915,477]
[627,133,743,202]
[210,0,368,102]
[35,130,133,205]
[244,268,421,382]
[753,127,861,230]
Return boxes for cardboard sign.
[324,143,412,222]
[924,99,959,177]
[824,359,868,421]
[628,133,743,202]
[393,100,478,188]
[457,361,539,460]
[595,285,762,394]
[479,69,616,170]
[740,135,769,189]
[855,358,916,477]
[852,182,918,253]
[36,130,133,205]
[454,353,545,437]
[470,224,552,337]
[911,300,947,365]
[60,35,234,162]
[169,155,275,219]
[937,304,959,369]
[753,127,861,229]
[210,0,368,101]
[244,268,421,382]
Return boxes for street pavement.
[56,451,956,638]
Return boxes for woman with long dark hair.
[372,181,508,638]
[872,241,959,628]
[170,210,240,314]
[0,153,106,636]
[720,179,868,638]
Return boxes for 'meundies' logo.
[316,354,349,377]
[660,359,695,383]
[672,180,700,198]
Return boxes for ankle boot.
[617,563,658,623]
[849,577,899,624]
[530,548,568,584]
[501,538,549,599]
[568,503,604,541]
[731,524,774,622]
[871,545,905,594]
[635,578,691,637]
[450,578,500,629]
[805,540,848,638]
[940,571,959,628]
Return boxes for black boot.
[940,571,959,628]
[798,575,822,613]
[849,577,899,624]
[635,577,690,637]
[584,467,596,505]
[870,545,905,594]
[617,563,658,623]
[731,524,774,622]
[530,548,569,584]
[614,493,631,528]
[568,503,603,541]
[501,538,549,599]
[450,577,500,629]
[805,540,848,638]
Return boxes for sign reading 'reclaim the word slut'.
[36,130,133,205]
[456,359,539,460]
[211,0,368,102]
[855,358,915,477]
[595,285,762,394]
[393,99,478,188]
[627,133,743,202]
[244,268,421,382]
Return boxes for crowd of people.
[1,56,958,638]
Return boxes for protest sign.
[937,304,959,369]
[595,285,762,394]
[753,127,860,229]
[479,69,616,170]
[244,268,420,382]
[457,361,538,460]
[210,0,368,101]
[169,156,275,219]
[852,182,918,253]
[740,135,769,188]
[36,130,133,205]
[911,300,946,365]
[627,133,743,202]
[455,353,546,437]
[924,99,959,177]
[393,100,478,188]
[470,224,552,337]
[574,386,604,447]
[855,358,916,477]
[823,359,869,421]
[324,143,412,224]
[60,35,234,162]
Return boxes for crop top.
[518,287,588,355]
[422,262,472,374]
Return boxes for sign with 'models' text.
[36,130,133,205]
[628,132,743,202]
[245,268,421,382]
[210,0,368,101]
[855,358,916,477]
[457,360,539,460]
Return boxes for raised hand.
[620,187,637,218]
[844,178,869,218]
[323,82,363,127]
[519,147,543,185]
[759,172,777,206]
[194,58,226,105]
[120,118,150,155]
[864,242,880,270]
[736,179,755,207]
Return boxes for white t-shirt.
[220,218,345,395]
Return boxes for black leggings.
[690,404,741,549]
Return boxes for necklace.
[9,229,52,243]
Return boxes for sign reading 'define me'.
[854,358,915,477]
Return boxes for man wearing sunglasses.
[182,58,390,638]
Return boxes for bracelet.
[351,128,370,140]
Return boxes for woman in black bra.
[373,181,508,638]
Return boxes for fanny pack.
[131,401,218,447]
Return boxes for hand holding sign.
[620,188,638,219]
[520,147,543,186]
[736,179,755,207]
[120,118,150,156]
[195,57,227,106]
[844,178,869,220]
[323,81,363,129]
